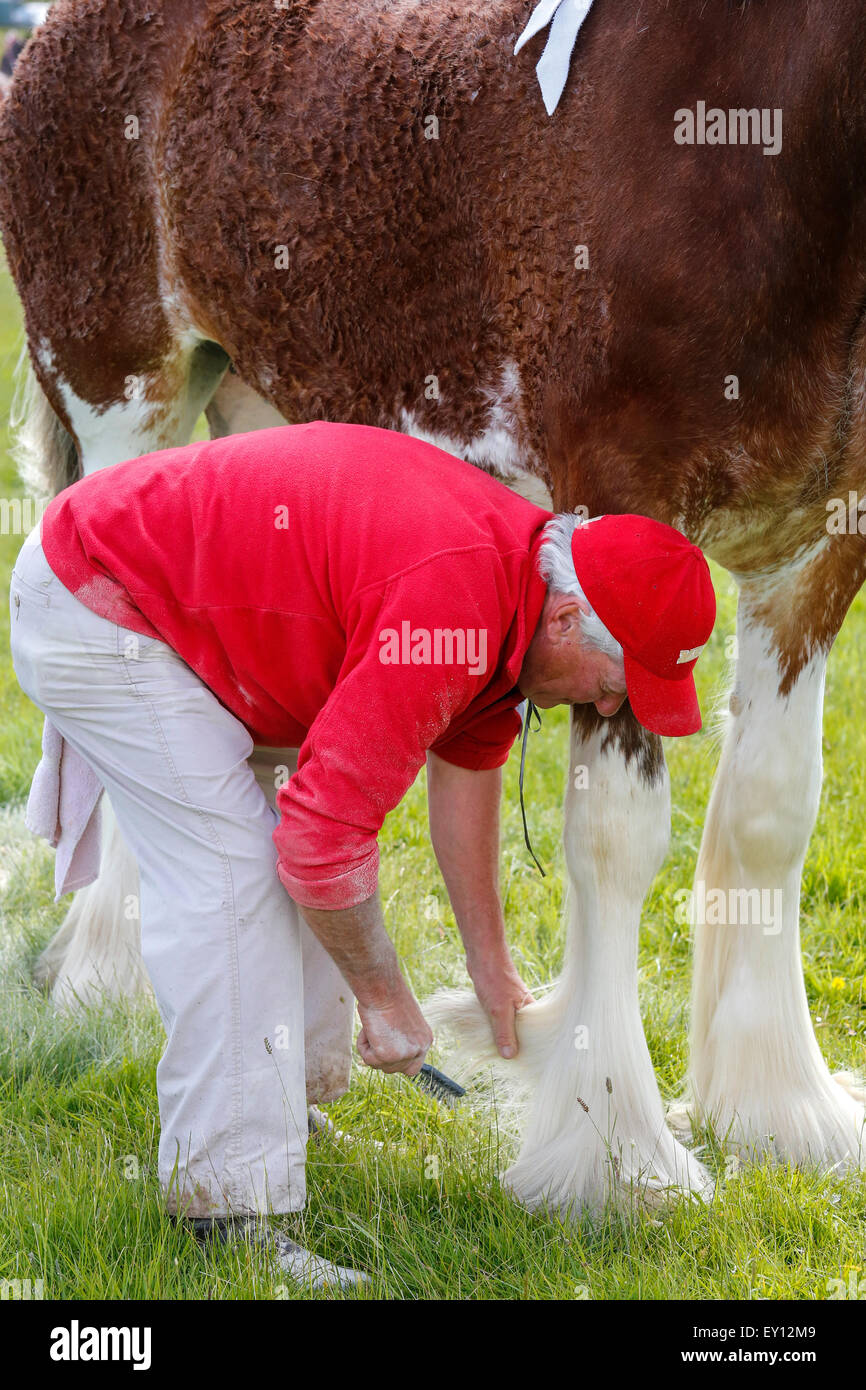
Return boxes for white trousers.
[10,529,354,1218]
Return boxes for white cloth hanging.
[514,0,595,116]
[25,716,104,900]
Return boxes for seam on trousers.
[116,630,246,1197]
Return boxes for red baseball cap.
[570,515,716,736]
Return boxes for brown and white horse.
[2,0,865,1216]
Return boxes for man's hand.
[466,945,535,1059]
[356,984,433,1076]
[298,891,433,1076]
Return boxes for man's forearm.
[297,892,433,1075]
[426,751,534,1057]
[426,753,508,959]
[298,892,401,1007]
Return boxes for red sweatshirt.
[41,422,552,909]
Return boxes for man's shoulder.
[356,540,531,605]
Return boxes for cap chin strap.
[519,699,546,877]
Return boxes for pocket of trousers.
[10,567,55,611]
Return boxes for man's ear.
[547,593,587,641]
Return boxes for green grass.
[0,251,864,1301]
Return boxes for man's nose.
[594,692,628,717]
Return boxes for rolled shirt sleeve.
[273,550,514,909]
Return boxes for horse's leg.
[671,571,866,1168]
[36,357,353,1107]
[33,810,150,1005]
[505,708,713,1213]
[204,368,288,438]
[28,336,231,1006]
[428,705,713,1215]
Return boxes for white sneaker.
[271,1233,371,1291]
[180,1213,371,1291]
[307,1105,384,1149]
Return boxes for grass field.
[0,251,865,1302]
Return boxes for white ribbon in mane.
[514,0,595,116]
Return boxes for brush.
[413,1062,466,1104]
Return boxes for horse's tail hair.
[10,346,79,497]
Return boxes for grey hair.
[537,513,625,664]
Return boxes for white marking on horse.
[399,360,540,480]
[673,598,866,1166]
